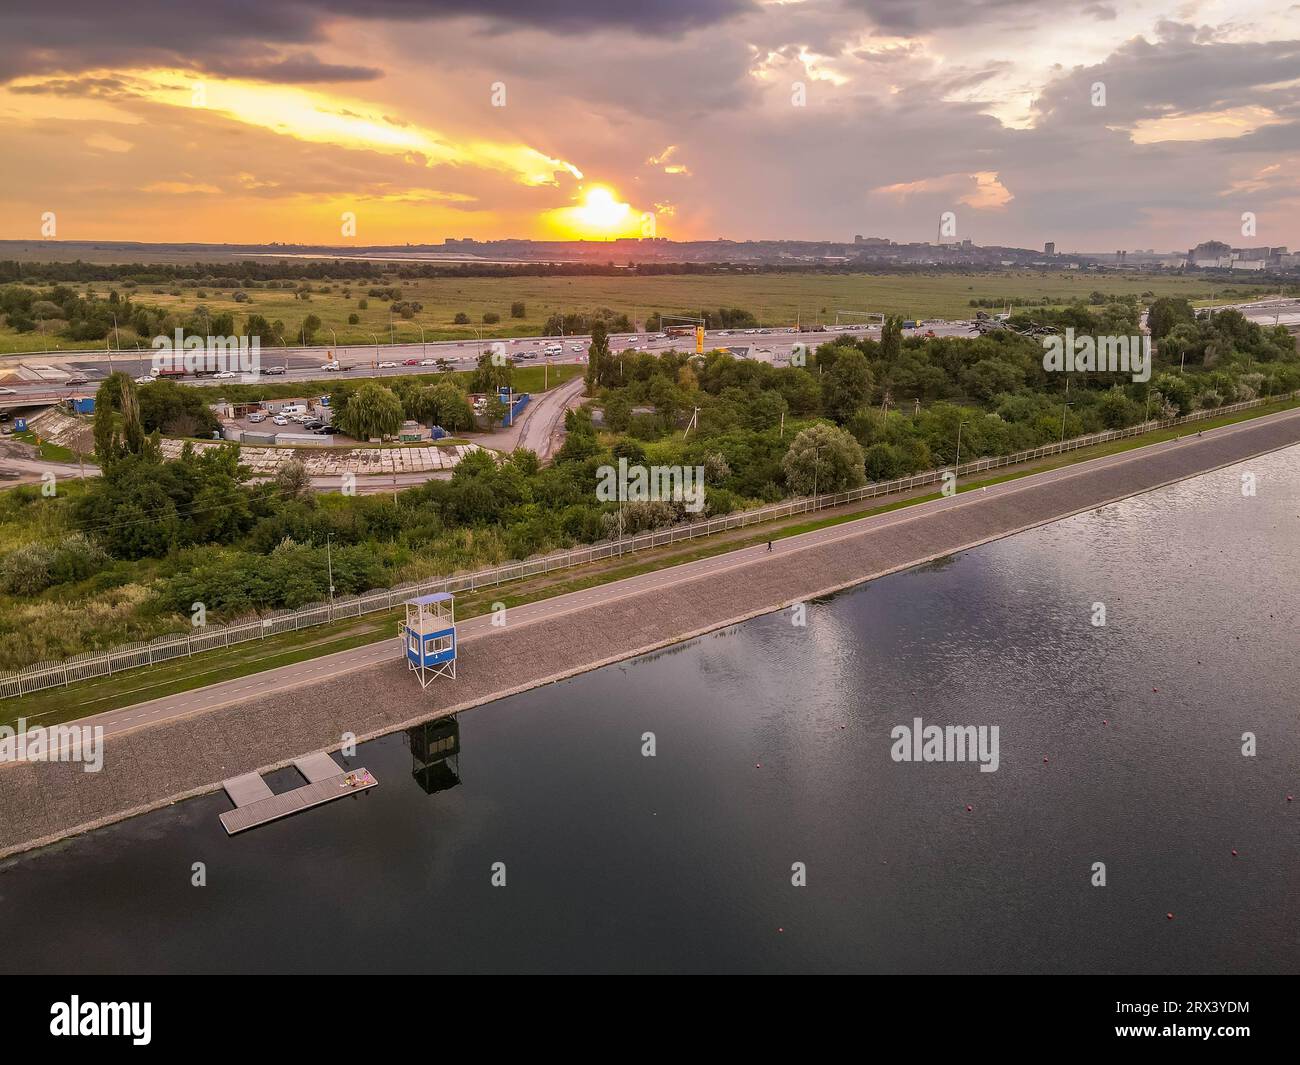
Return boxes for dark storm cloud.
[837,0,1048,32]
[0,0,754,82]
[1033,22,1300,127]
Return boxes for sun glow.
[544,185,643,238]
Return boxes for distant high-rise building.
[1044,241,1055,256]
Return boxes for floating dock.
[219,752,377,835]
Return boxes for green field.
[0,270,1282,355]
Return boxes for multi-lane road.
[0,322,964,407]
[3,297,1293,409]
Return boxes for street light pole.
[370,333,379,370]
[326,533,335,604]
[954,420,969,473]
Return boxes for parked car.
[303,420,323,431]
[247,412,267,423]
[313,425,337,435]
[272,415,288,426]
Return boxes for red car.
[403,358,419,366]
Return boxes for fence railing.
[2,389,1295,700]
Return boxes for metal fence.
[2,390,1294,700]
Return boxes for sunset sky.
[1,0,1298,250]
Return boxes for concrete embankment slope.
[2,411,1298,858]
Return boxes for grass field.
[0,270,1282,354]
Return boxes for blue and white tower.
[402,592,457,687]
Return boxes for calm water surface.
[5,448,1299,973]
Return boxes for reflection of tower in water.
[406,717,462,795]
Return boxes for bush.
[453,312,471,325]
[0,534,110,596]
[483,311,500,324]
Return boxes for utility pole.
[326,533,335,603]
[955,420,968,475]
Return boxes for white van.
[543,344,563,356]
[280,403,307,415]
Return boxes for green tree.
[1147,297,1195,341]
[337,382,405,441]
[820,348,873,422]
[781,423,866,495]
[586,319,611,390]
[510,301,526,319]
[881,315,904,362]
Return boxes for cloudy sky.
[1,0,1297,251]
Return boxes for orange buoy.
[965,804,973,812]
[1231,849,1238,857]
[1166,912,1174,920]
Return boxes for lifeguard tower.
[402,592,457,687]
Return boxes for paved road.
[0,323,936,406]
[22,401,1298,757]
[2,297,1287,410]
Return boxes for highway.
[20,400,1299,759]
[1,297,1289,409]
[0,322,948,406]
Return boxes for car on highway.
[569,343,584,351]
[321,361,342,371]
[542,345,562,356]
[0,386,16,395]
[272,415,289,425]
[262,365,287,376]
[214,370,238,379]
[134,375,155,385]
[403,358,419,366]
[420,358,438,365]
[378,361,398,368]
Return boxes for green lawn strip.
[5,393,1297,728]
[11,430,80,463]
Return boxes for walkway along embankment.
[2,410,1299,858]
